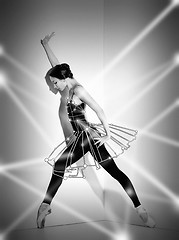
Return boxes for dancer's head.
[49,63,73,80]
[45,63,73,93]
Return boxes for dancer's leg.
[43,134,89,205]
[90,143,141,208]
[100,158,141,208]
[90,142,155,227]
[37,134,88,228]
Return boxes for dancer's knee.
[53,159,66,178]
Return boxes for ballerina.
[37,32,156,229]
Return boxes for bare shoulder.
[73,84,86,96]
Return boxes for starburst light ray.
[0,234,5,240]
[2,171,116,239]
[104,184,135,232]
[0,158,43,172]
[112,62,175,120]
[108,60,171,103]
[139,192,177,204]
[5,86,54,147]
[175,98,179,106]
[143,101,177,130]
[173,52,179,65]
[174,197,179,209]
[0,71,8,89]
[121,156,178,204]
[94,4,174,81]
[2,201,39,237]
[171,0,179,7]
[9,81,54,112]
[5,53,45,88]
[140,131,179,148]
[103,203,124,232]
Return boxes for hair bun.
[48,63,73,79]
[60,63,70,70]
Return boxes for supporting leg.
[37,134,89,228]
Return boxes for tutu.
[44,95,137,179]
[45,122,137,179]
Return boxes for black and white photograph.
[0,1,179,240]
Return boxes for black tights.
[43,135,141,208]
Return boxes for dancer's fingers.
[50,32,55,38]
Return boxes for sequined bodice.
[67,100,89,132]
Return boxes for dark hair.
[49,63,73,79]
[45,69,58,94]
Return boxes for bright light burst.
[174,197,179,210]
[0,234,5,240]
[173,53,179,65]
[2,158,42,171]
[171,0,179,6]
[0,165,4,174]
[113,231,131,240]
[0,71,7,88]
[175,99,179,106]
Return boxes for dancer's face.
[50,76,67,91]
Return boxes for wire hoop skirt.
[44,123,137,179]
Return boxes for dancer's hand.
[94,135,110,147]
[41,32,55,45]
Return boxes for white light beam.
[140,131,179,148]
[9,81,54,113]
[5,86,54,148]
[2,201,39,237]
[108,60,171,103]
[2,171,116,239]
[95,4,174,81]
[112,62,175,120]
[5,53,45,88]
[0,158,43,172]
[143,101,177,130]
[171,0,179,6]
[121,156,179,204]
[0,71,8,88]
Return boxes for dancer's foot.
[136,205,156,228]
[37,203,51,229]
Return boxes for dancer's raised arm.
[41,32,60,67]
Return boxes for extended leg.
[90,143,141,208]
[90,143,155,227]
[100,158,141,208]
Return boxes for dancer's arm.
[74,86,111,146]
[41,32,60,67]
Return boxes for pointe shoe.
[136,206,156,228]
[37,203,51,229]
